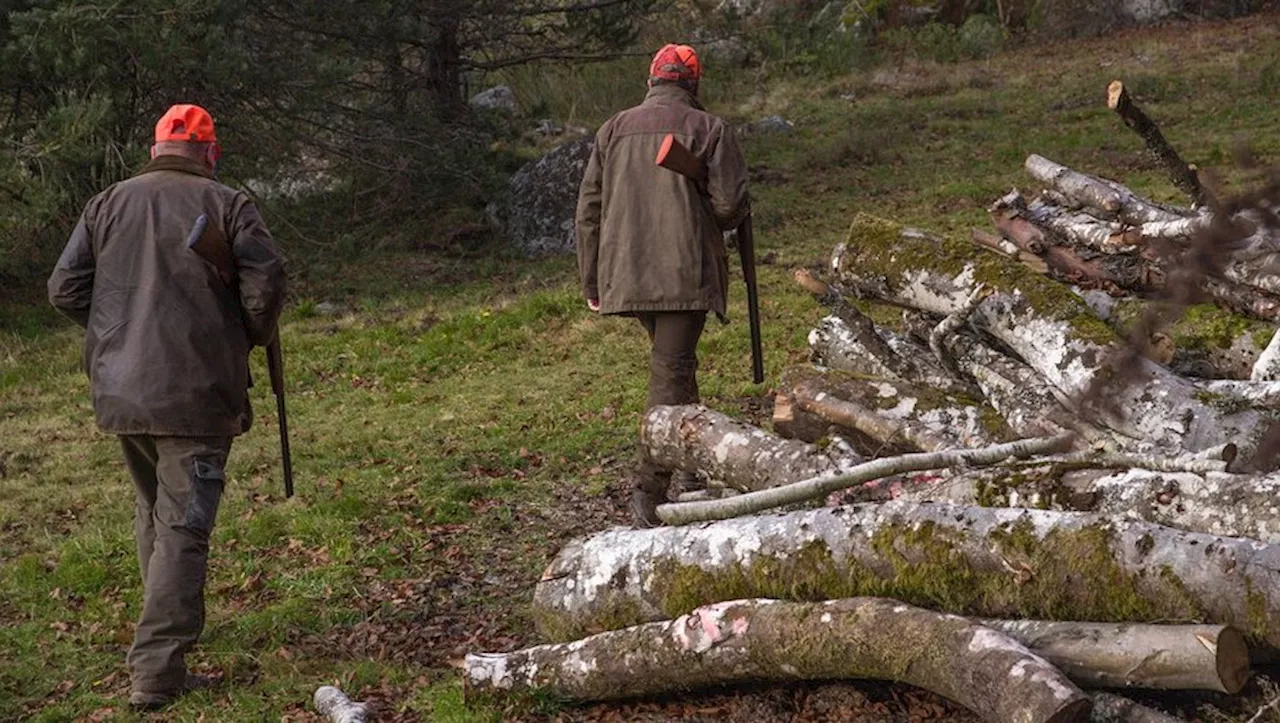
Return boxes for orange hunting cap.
[649,44,701,83]
[155,104,217,143]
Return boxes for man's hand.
[587,298,601,312]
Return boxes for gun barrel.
[266,337,294,498]
[737,215,766,384]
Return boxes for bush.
[880,16,1007,63]
[0,0,672,283]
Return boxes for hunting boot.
[673,469,704,492]
[130,672,221,711]
[630,460,671,528]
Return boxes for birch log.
[1090,693,1186,723]
[1199,380,1280,408]
[1203,277,1280,322]
[1106,80,1207,207]
[655,435,1071,524]
[314,686,369,723]
[938,331,1114,443]
[1024,154,1192,227]
[1254,329,1280,381]
[531,500,1280,646]
[808,313,974,396]
[792,268,928,384]
[878,454,1280,544]
[835,214,1268,459]
[1023,196,1139,255]
[640,404,859,493]
[1082,468,1280,541]
[980,620,1249,693]
[470,598,1092,723]
[788,373,1007,453]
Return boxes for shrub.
[880,17,1006,63]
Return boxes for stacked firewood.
[458,83,1280,722]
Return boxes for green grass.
[3,13,1280,721]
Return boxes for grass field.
[3,14,1280,722]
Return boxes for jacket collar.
[643,83,704,111]
[136,154,216,180]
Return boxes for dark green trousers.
[120,435,231,695]
[635,311,707,495]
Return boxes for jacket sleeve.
[228,196,287,347]
[575,131,605,301]
[47,213,96,328]
[705,121,751,231]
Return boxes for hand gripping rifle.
[655,134,765,384]
[186,214,294,498]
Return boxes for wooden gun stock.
[186,214,294,498]
[655,133,706,183]
[186,214,234,285]
[655,134,765,384]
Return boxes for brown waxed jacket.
[47,155,286,437]
[576,84,750,317]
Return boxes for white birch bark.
[980,620,1248,693]
[641,404,859,493]
[470,598,1092,723]
[532,500,1280,650]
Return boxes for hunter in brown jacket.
[576,44,751,526]
[47,104,286,710]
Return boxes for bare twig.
[1107,79,1209,207]
[1247,695,1280,723]
[656,434,1073,525]
[929,283,986,374]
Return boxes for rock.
[315,301,342,316]
[484,201,505,231]
[698,36,752,66]
[534,119,564,136]
[715,0,771,15]
[505,137,595,256]
[1120,0,1180,22]
[469,85,517,114]
[1074,287,1116,320]
[745,115,795,135]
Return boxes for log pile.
[462,82,1280,721]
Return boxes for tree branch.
[655,434,1073,525]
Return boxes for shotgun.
[655,134,765,384]
[186,214,295,498]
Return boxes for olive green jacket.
[48,155,286,437]
[576,84,751,316]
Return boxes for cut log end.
[474,598,1093,722]
[793,267,832,297]
[1051,700,1095,723]
[1217,626,1251,695]
[1106,80,1126,111]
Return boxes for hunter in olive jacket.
[47,155,286,437]
[576,83,751,316]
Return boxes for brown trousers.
[120,435,231,694]
[635,311,707,494]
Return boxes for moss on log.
[1108,300,1273,380]
[472,598,1093,722]
[837,213,1115,347]
[834,214,1269,458]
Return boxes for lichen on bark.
[532,503,1279,645]
[840,213,1116,347]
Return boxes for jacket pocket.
[185,458,225,536]
[88,287,132,341]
